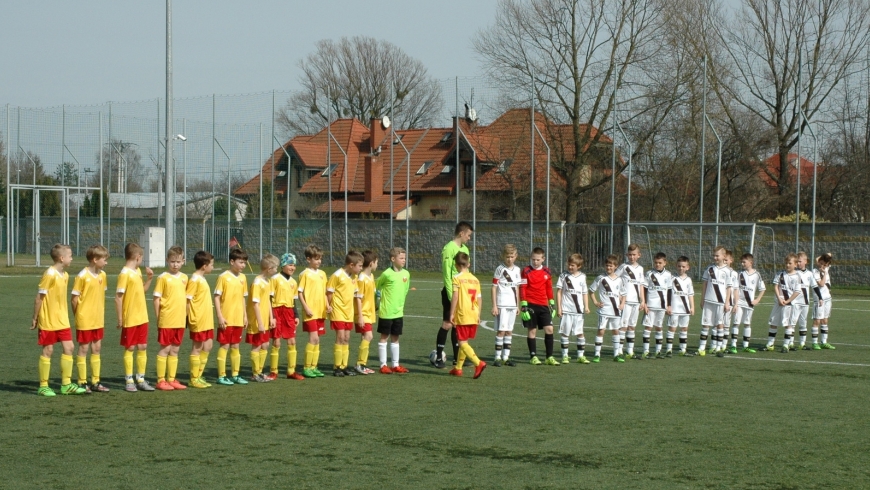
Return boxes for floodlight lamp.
[174,134,187,141]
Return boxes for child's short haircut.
[389,247,405,258]
[345,250,364,265]
[784,253,798,265]
[626,243,640,253]
[741,253,754,262]
[304,244,323,259]
[229,248,248,262]
[531,247,545,257]
[502,244,517,257]
[261,253,279,271]
[653,252,667,261]
[797,251,808,259]
[454,221,473,236]
[85,244,108,261]
[605,254,619,266]
[816,252,832,265]
[712,245,726,254]
[454,252,470,268]
[725,249,733,258]
[676,256,690,265]
[124,242,143,260]
[193,250,214,269]
[362,250,378,268]
[50,243,70,262]
[167,245,184,260]
[567,253,584,267]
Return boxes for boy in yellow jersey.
[187,251,215,388]
[153,246,189,391]
[116,243,155,392]
[214,248,249,386]
[448,252,487,379]
[247,254,277,382]
[297,245,328,378]
[327,250,364,377]
[353,250,377,375]
[71,244,109,393]
[32,244,85,396]
[268,252,303,380]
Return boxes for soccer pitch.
[1,266,869,489]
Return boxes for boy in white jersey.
[556,253,590,364]
[668,256,695,356]
[642,252,672,359]
[762,253,801,352]
[698,245,732,357]
[491,244,522,366]
[811,253,834,349]
[792,252,817,350]
[729,253,766,354]
[616,244,645,359]
[589,254,626,363]
[720,250,739,353]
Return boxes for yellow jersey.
[186,273,214,333]
[355,271,376,324]
[327,268,359,323]
[246,275,272,333]
[37,267,70,331]
[153,271,188,329]
[117,266,149,327]
[214,271,248,326]
[298,268,328,321]
[269,272,297,308]
[452,270,482,326]
[71,268,106,331]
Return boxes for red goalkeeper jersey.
[520,265,554,306]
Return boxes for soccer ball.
[429,349,447,366]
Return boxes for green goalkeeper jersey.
[441,240,469,300]
[376,266,411,320]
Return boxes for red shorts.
[355,323,373,334]
[246,331,270,345]
[158,327,185,346]
[331,320,353,331]
[76,328,104,344]
[272,307,297,338]
[303,319,326,336]
[120,323,149,348]
[189,329,214,342]
[38,328,72,346]
[455,324,478,342]
[217,326,244,345]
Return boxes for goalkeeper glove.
[548,299,556,319]
[520,301,531,321]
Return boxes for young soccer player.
[298,244,328,378]
[491,244,522,366]
[722,250,740,352]
[376,247,411,374]
[793,251,817,350]
[187,251,215,388]
[32,244,85,396]
[642,252,672,359]
[812,253,834,349]
[589,254,627,362]
[247,254,277,382]
[730,253,766,353]
[616,244,645,359]
[698,245,732,357]
[762,254,801,352]
[71,244,109,393]
[116,243,155,392]
[152,246,189,391]
[353,250,378,375]
[448,252,487,379]
[269,252,303,380]
[521,247,558,365]
[556,253,590,364]
[327,250,364,377]
[214,248,249,385]
[434,221,473,369]
[668,256,695,356]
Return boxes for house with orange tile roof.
[759,152,822,190]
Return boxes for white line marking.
[723,356,870,368]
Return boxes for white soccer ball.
[429,349,447,365]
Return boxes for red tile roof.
[760,153,821,188]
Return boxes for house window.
[416,161,434,175]
[322,164,338,177]
[295,166,304,189]
[462,162,475,188]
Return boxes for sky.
[0,0,500,108]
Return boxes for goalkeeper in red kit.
[520,247,559,365]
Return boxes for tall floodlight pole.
[164,0,175,251]
[801,109,818,260]
[699,55,707,279]
[532,122,551,265]
[704,114,723,245]
[614,121,632,245]
[455,77,459,223]
[609,68,617,254]
[530,91,536,252]
[795,51,803,253]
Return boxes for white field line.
[723,356,870,368]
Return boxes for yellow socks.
[76,356,87,384]
[136,350,148,380]
[60,354,73,385]
[90,354,101,384]
[189,355,201,380]
[250,351,260,376]
[38,356,51,387]
[333,344,342,368]
[358,339,370,366]
[270,345,280,373]
[167,356,178,382]
[305,344,315,368]
[230,347,241,377]
[217,347,228,377]
[156,355,168,382]
[456,349,466,371]
[258,349,267,375]
[123,350,134,377]
[460,343,481,367]
[314,344,321,368]
[199,351,209,375]
[287,345,297,373]
[342,344,350,369]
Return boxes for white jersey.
[590,274,625,318]
[616,263,644,304]
[736,270,766,309]
[644,269,672,311]
[701,264,732,305]
[492,263,523,308]
[812,267,831,301]
[772,270,801,303]
[556,272,588,314]
[792,269,815,306]
[670,275,694,315]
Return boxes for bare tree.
[93,140,145,193]
[276,36,444,137]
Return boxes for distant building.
[67,192,247,221]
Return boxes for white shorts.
[642,309,666,328]
[598,315,622,331]
[732,306,754,326]
[621,303,640,328]
[791,304,809,329]
[701,302,725,327]
[768,304,791,327]
[559,314,585,336]
[814,300,831,320]
[668,314,690,329]
[496,308,517,332]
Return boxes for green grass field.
[2,261,869,489]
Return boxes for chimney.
[370,118,386,153]
[364,155,383,203]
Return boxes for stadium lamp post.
[703,114,723,246]
[164,0,175,254]
[800,109,818,260]
[613,120,632,246]
[214,138,232,258]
